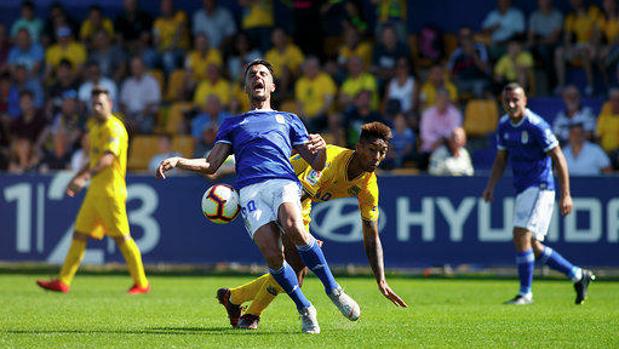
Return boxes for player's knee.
[73,231,89,241]
[263,250,284,269]
[113,235,129,245]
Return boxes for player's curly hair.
[359,122,392,144]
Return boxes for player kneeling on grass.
[36,86,150,295]
[217,122,408,330]
[483,83,594,305]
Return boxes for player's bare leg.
[36,231,89,293]
[114,235,150,294]
[279,202,360,321]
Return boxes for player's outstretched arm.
[482,150,508,202]
[549,146,573,216]
[362,219,408,308]
[156,143,232,179]
[295,134,327,171]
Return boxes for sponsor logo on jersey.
[306,169,321,185]
[275,114,285,124]
[521,131,528,144]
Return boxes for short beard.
[250,93,267,103]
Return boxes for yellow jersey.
[291,145,379,222]
[341,72,379,110]
[565,6,602,43]
[193,78,231,107]
[265,44,305,77]
[45,42,87,69]
[153,11,190,50]
[87,115,128,197]
[294,72,337,118]
[494,51,534,82]
[242,0,273,29]
[596,112,619,152]
[186,49,223,79]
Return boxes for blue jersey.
[496,109,559,194]
[215,110,309,189]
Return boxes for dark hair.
[21,1,34,10]
[503,82,524,94]
[359,122,392,144]
[19,89,34,99]
[91,85,110,97]
[244,58,274,80]
[59,58,73,68]
[90,5,102,14]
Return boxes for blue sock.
[539,247,582,282]
[296,238,339,294]
[516,249,535,296]
[270,262,312,311]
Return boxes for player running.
[216,122,408,330]
[36,86,150,294]
[483,83,594,305]
[156,59,359,334]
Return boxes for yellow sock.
[59,239,87,285]
[118,237,148,288]
[245,274,284,317]
[229,273,272,305]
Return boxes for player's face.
[91,93,112,120]
[503,88,527,118]
[357,138,389,172]
[245,64,275,102]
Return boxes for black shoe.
[238,314,260,330]
[216,288,242,327]
[574,269,595,305]
[504,294,533,305]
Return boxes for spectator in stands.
[192,0,236,50]
[553,85,596,144]
[7,137,38,173]
[70,133,89,171]
[8,64,43,118]
[428,127,473,176]
[134,30,158,70]
[295,56,337,133]
[494,40,534,92]
[239,0,274,53]
[47,89,84,152]
[448,26,491,98]
[148,134,180,175]
[0,72,11,119]
[387,112,415,168]
[340,55,379,111]
[372,24,410,87]
[39,132,71,172]
[265,28,305,97]
[384,57,416,114]
[481,0,525,59]
[341,89,388,147]
[193,63,231,109]
[597,0,619,87]
[191,94,231,141]
[564,123,612,175]
[227,31,261,83]
[419,65,458,112]
[554,0,601,96]
[79,5,114,48]
[0,24,9,70]
[78,61,118,111]
[338,26,373,68]
[114,0,153,49]
[186,33,223,81]
[11,90,47,151]
[40,3,78,48]
[527,0,563,89]
[596,88,619,168]
[10,1,42,43]
[420,88,462,154]
[8,28,43,75]
[153,0,190,73]
[289,1,324,57]
[45,59,76,116]
[45,26,86,78]
[88,30,126,83]
[371,0,408,42]
[120,57,161,134]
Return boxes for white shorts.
[238,179,302,238]
[513,187,555,241]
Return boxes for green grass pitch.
[1,274,618,348]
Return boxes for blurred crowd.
[0,0,617,176]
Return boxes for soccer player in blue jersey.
[483,83,594,305]
[156,59,359,333]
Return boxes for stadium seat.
[165,102,194,134]
[166,69,187,102]
[149,69,165,97]
[443,33,458,57]
[463,99,499,137]
[128,135,160,171]
[172,135,195,157]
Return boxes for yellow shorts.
[74,191,130,239]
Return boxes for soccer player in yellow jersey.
[217,122,408,330]
[36,86,149,294]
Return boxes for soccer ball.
[201,184,241,224]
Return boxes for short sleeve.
[496,126,506,150]
[215,118,234,145]
[532,122,559,152]
[289,114,309,146]
[594,146,611,169]
[358,176,379,222]
[102,122,124,157]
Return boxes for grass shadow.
[5,326,294,336]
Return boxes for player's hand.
[378,280,408,308]
[157,157,180,180]
[306,134,326,154]
[560,194,573,216]
[66,176,86,197]
[482,187,494,202]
